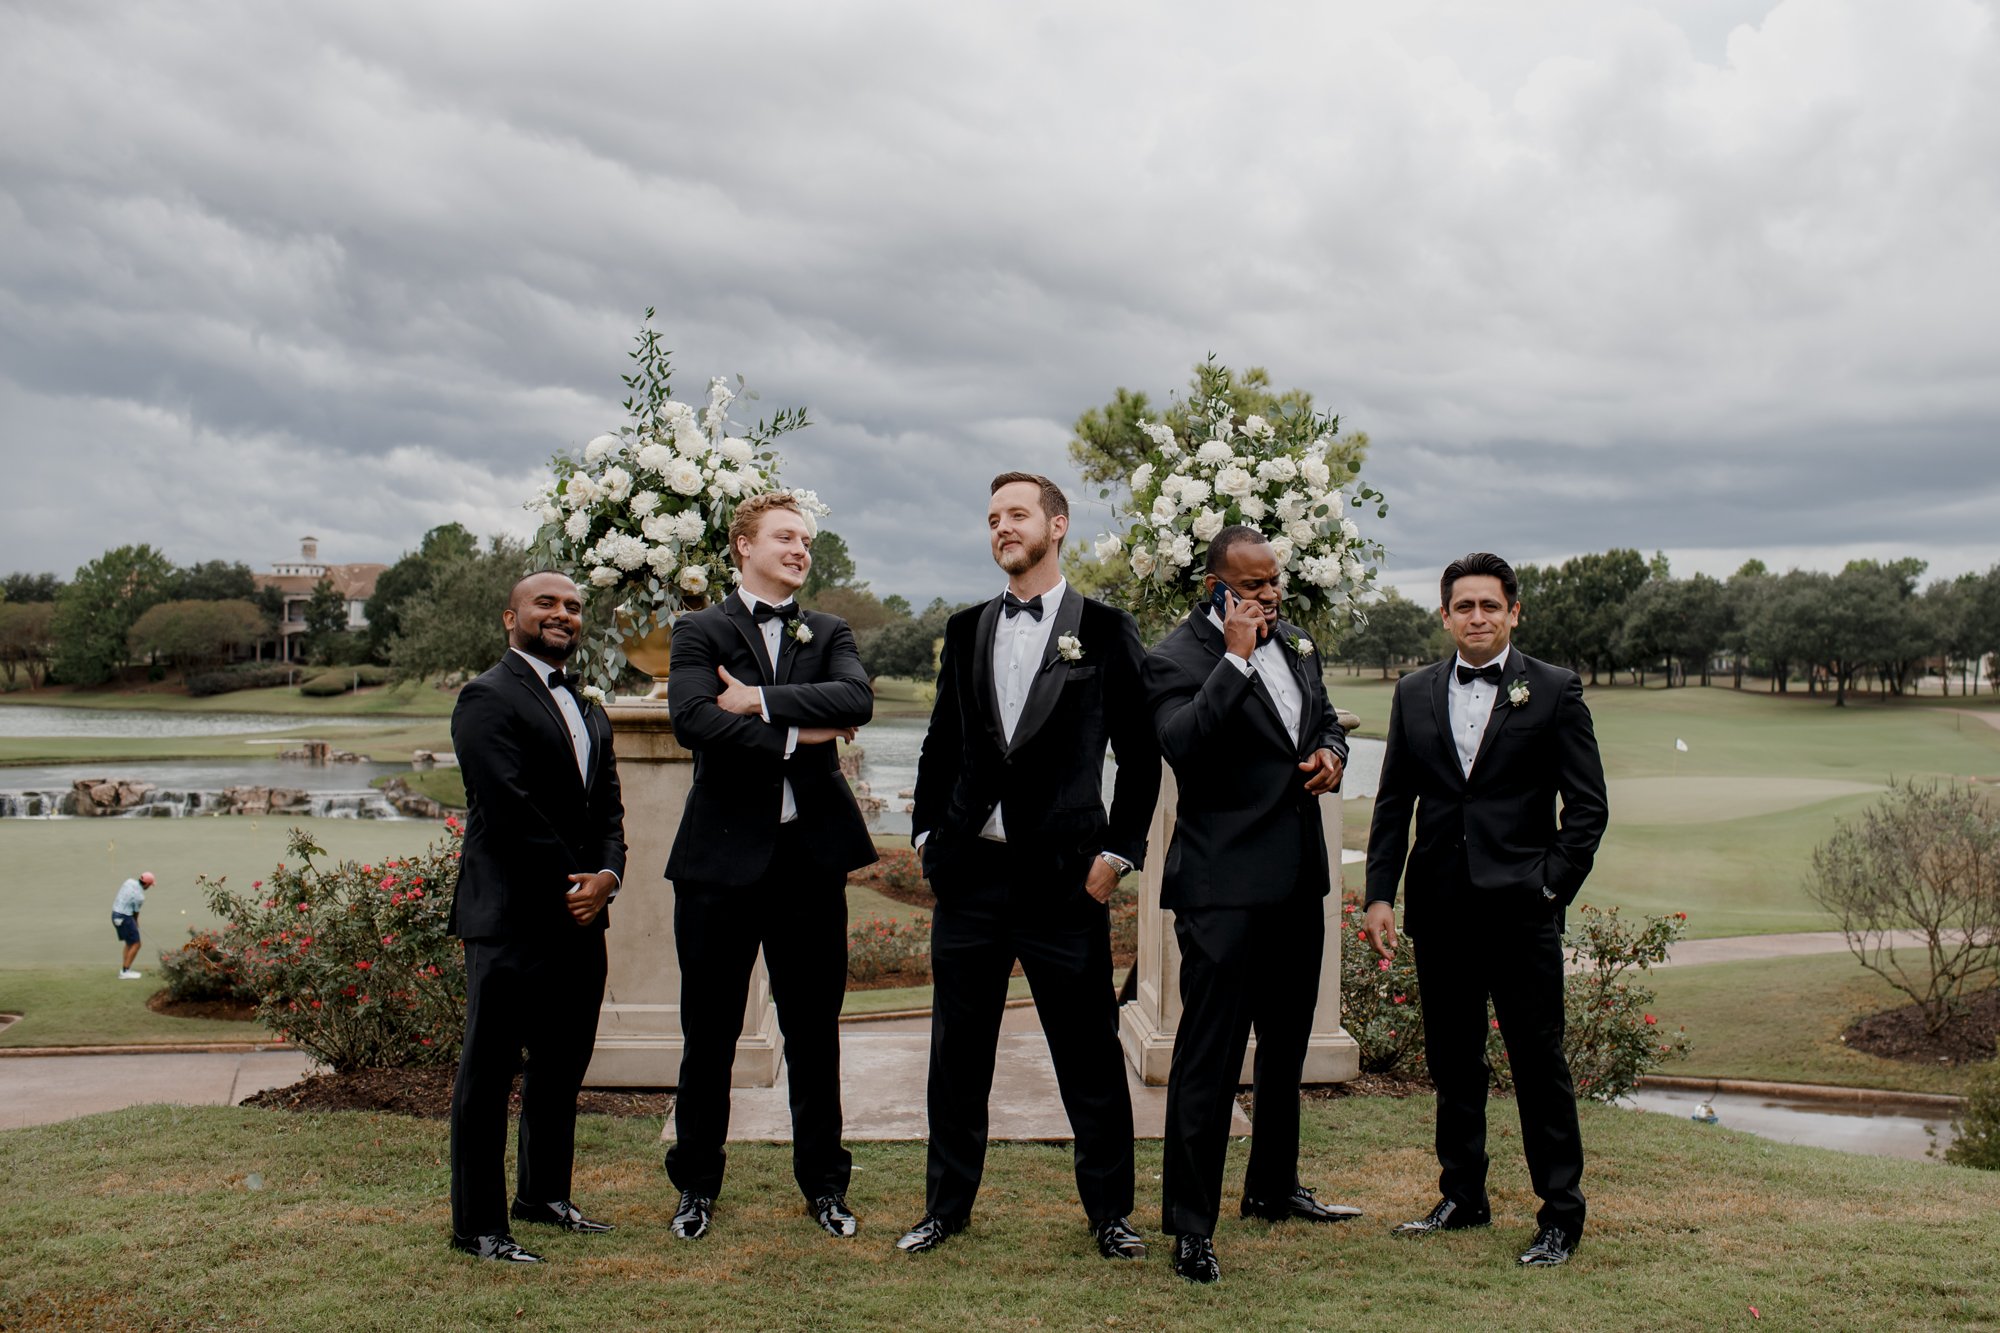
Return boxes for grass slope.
[2,1101,1995,1330]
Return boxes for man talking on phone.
[1140,525,1359,1284]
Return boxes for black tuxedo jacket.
[449,651,627,940]
[1142,611,1347,912]
[913,588,1160,892]
[663,595,877,888]
[1363,647,1609,936]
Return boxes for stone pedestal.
[1117,711,1362,1087]
[583,701,784,1088]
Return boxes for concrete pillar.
[1117,710,1362,1087]
[583,700,784,1088]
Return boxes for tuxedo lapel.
[969,595,1007,755]
[775,612,803,685]
[1469,647,1524,777]
[723,594,777,685]
[1005,586,1082,755]
[1189,612,1295,754]
[1277,622,1322,752]
[1426,656,1462,787]
[502,652,585,793]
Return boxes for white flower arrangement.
[1099,356,1388,638]
[1507,678,1531,708]
[1057,633,1083,662]
[527,313,824,693]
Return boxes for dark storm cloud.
[1,0,1995,607]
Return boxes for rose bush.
[847,913,933,984]
[200,823,467,1071]
[156,927,260,1004]
[1338,898,1427,1076]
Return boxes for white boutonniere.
[1291,633,1315,657]
[579,684,606,709]
[789,619,813,644]
[1057,633,1083,662]
[1507,678,1531,708]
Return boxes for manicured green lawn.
[3,1099,1995,1330]
[0,680,455,716]
[0,967,262,1047]
[373,767,467,809]
[1646,952,1980,1097]
[0,720,455,767]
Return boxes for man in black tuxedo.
[1364,551,1609,1268]
[663,491,877,1242]
[448,571,627,1263]
[898,472,1160,1261]
[1141,525,1360,1284]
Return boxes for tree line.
[1334,550,2000,704]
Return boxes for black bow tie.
[752,600,800,624]
[1456,661,1504,686]
[547,669,583,693]
[1002,592,1044,621]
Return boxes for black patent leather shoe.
[1518,1225,1577,1267]
[1241,1184,1363,1223]
[1092,1216,1148,1260]
[511,1199,614,1234]
[894,1212,967,1253]
[811,1194,858,1239]
[1170,1233,1220,1284]
[670,1190,715,1240]
[451,1232,544,1263]
[1392,1197,1492,1235]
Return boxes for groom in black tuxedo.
[1364,551,1609,1267]
[1142,526,1360,1285]
[448,570,627,1263]
[899,472,1160,1261]
[663,491,877,1242]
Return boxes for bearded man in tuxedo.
[898,471,1161,1261]
[1142,525,1361,1285]
[448,570,627,1263]
[1364,551,1609,1267]
[662,491,877,1242]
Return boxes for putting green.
[1605,775,1884,825]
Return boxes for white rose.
[1321,490,1346,517]
[677,564,710,595]
[1094,533,1123,562]
[580,684,606,705]
[666,460,704,496]
[1196,440,1233,464]
[563,509,591,541]
[1150,495,1179,526]
[791,487,830,516]
[1238,495,1267,522]
[1286,519,1317,546]
[1302,555,1340,588]
[1340,517,1360,540]
[1242,414,1274,441]
[646,546,678,575]
[1167,534,1194,568]
[673,418,707,457]
[640,514,676,543]
[599,467,632,502]
[1130,463,1155,495]
[1343,557,1367,582]
[1129,545,1157,578]
[584,433,621,464]
[589,565,620,587]
[1256,456,1296,484]
[630,490,660,517]
[720,437,754,465]
[637,442,674,474]
[1177,477,1211,508]
[1269,535,1295,567]
[1213,465,1254,498]
[1301,457,1332,491]
[1190,507,1225,542]
[565,475,600,508]
[711,469,745,498]
[539,505,560,524]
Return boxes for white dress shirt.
[976,578,1066,841]
[512,647,591,781]
[1446,652,1505,778]
[736,587,803,823]
[1207,609,1305,745]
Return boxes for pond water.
[1622,1086,1957,1162]
[0,706,371,738]
[850,716,1384,838]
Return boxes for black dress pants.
[666,824,852,1202]
[1412,900,1586,1237]
[450,925,608,1239]
[923,842,1135,1226]
[1160,888,1325,1238]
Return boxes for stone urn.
[616,598,703,703]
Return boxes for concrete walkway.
[0,1048,315,1130]
[1660,929,1930,968]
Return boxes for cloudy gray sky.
[3,0,1995,606]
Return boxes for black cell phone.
[1210,580,1269,640]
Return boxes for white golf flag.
[1674,738,1689,752]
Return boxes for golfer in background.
[112,871,154,979]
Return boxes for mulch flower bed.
[146,991,258,1022]
[240,1068,673,1119]
[1841,986,2000,1066]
